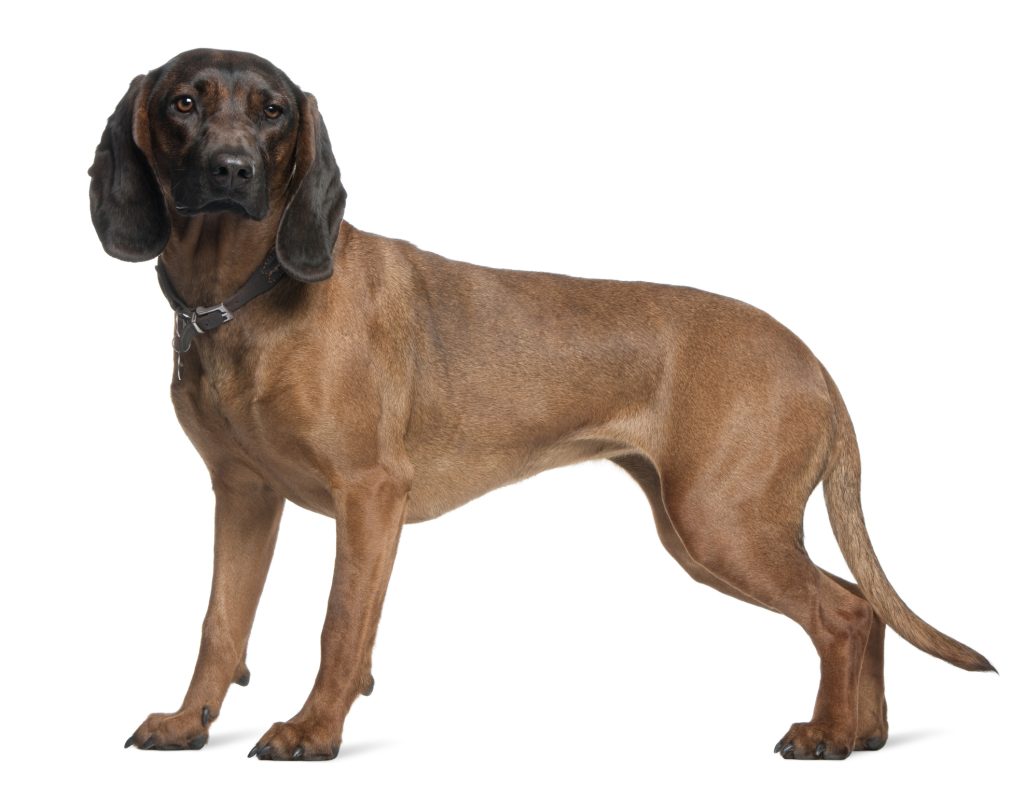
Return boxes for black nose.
[209,151,256,191]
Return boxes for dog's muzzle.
[172,147,269,219]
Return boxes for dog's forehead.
[155,48,294,95]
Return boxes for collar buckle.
[194,302,233,331]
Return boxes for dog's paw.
[774,722,854,760]
[124,706,212,751]
[248,719,340,761]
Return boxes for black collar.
[155,249,286,376]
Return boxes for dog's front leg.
[125,473,284,750]
[250,466,407,761]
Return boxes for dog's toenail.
[815,742,826,758]
[292,746,304,759]
[774,740,783,753]
[124,736,135,749]
[201,706,211,727]
[781,743,795,758]
[248,744,259,758]
[141,736,156,750]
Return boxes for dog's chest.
[171,350,343,516]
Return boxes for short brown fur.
[91,49,992,762]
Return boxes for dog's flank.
[90,48,993,762]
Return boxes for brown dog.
[89,48,993,761]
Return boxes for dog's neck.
[159,208,285,306]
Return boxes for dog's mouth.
[174,198,266,220]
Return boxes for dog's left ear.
[276,92,347,282]
[88,74,170,261]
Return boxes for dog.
[89,48,993,761]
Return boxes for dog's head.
[88,48,346,282]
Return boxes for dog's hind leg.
[614,450,880,757]
[613,454,771,610]
[125,470,284,751]
[660,475,871,757]
[822,571,888,750]
[632,384,877,760]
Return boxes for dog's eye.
[264,104,284,119]
[174,96,195,114]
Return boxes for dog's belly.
[402,423,645,524]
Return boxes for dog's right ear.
[88,74,170,261]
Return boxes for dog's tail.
[820,366,995,672]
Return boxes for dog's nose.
[209,151,256,191]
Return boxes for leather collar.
[155,249,286,377]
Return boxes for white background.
[2,1,1021,785]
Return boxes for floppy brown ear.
[88,74,170,262]
[276,93,346,282]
